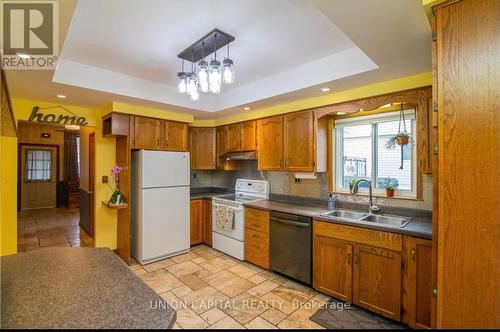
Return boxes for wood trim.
[315,88,423,119]
[1,68,18,137]
[313,220,402,251]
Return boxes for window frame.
[334,109,417,198]
[24,148,53,183]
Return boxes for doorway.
[16,121,95,252]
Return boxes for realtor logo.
[1,1,59,70]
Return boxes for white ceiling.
[5,0,431,118]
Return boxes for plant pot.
[386,188,395,197]
[396,135,409,146]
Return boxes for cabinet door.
[216,126,240,170]
[203,199,212,246]
[190,200,204,245]
[284,110,315,171]
[353,244,402,321]
[245,228,269,269]
[134,117,163,150]
[226,123,241,152]
[165,121,188,151]
[190,127,216,169]
[257,116,283,170]
[240,120,256,151]
[406,237,432,329]
[313,235,353,302]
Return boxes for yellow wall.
[192,71,432,127]
[2,71,431,254]
[0,136,18,256]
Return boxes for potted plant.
[108,166,125,205]
[384,177,399,197]
[348,178,358,192]
[385,131,414,150]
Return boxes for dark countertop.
[244,198,432,240]
[1,247,176,329]
[190,186,232,200]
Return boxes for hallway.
[17,208,94,252]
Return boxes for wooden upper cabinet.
[226,123,241,152]
[165,121,188,151]
[405,236,432,329]
[240,120,256,151]
[216,126,240,170]
[257,115,283,170]
[190,127,216,170]
[133,116,163,150]
[284,110,315,172]
[353,244,402,321]
[225,121,257,152]
[313,235,353,302]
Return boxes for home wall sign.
[29,106,88,126]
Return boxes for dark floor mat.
[309,299,406,329]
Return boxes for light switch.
[102,176,108,184]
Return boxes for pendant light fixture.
[176,29,235,101]
[209,33,222,94]
[222,44,234,84]
[197,42,209,93]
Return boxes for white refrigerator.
[131,150,190,264]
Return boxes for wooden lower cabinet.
[203,199,212,246]
[190,199,204,245]
[190,199,212,246]
[244,208,270,269]
[353,244,402,321]
[313,220,403,322]
[313,235,353,302]
[404,236,432,329]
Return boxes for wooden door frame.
[17,143,60,211]
[88,132,95,238]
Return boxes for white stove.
[212,179,269,260]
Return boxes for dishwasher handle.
[270,217,311,228]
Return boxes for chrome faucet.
[350,179,381,214]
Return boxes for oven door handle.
[270,217,310,227]
[213,203,243,211]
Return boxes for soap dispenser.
[328,193,337,210]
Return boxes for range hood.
[220,151,257,161]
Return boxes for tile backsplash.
[191,160,432,210]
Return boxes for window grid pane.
[335,110,416,195]
[26,149,52,182]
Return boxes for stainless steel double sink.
[320,209,413,228]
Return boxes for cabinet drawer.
[314,220,402,251]
[245,208,270,233]
[245,228,269,269]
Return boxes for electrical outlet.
[102,176,108,184]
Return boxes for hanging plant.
[385,103,415,169]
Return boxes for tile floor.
[130,245,331,329]
[17,208,94,252]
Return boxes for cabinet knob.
[411,248,416,260]
[354,253,359,265]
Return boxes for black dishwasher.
[269,211,312,285]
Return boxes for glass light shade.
[209,60,221,94]
[177,72,187,93]
[197,60,209,93]
[190,87,200,101]
[186,73,197,96]
[222,58,234,84]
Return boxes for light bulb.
[177,72,187,93]
[197,60,209,93]
[190,88,200,101]
[209,59,221,94]
[222,58,234,84]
